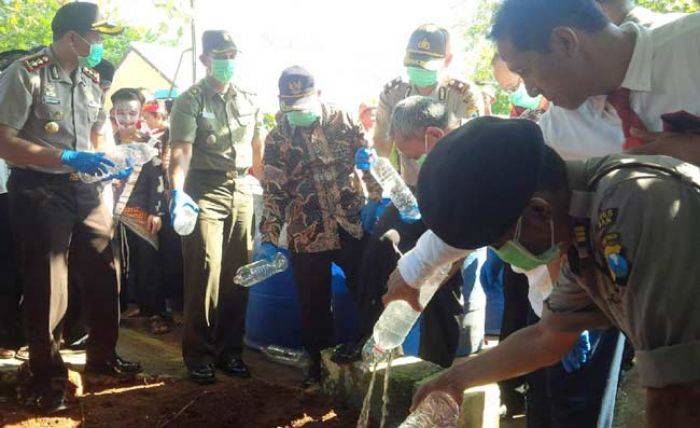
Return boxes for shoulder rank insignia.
[383,77,404,95]
[447,79,469,94]
[597,208,618,230]
[22,54,51,73]
[82,67,100,84]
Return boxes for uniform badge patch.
[597,208,618,230]
[604,244,629,285]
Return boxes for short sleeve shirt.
[169,78,262,172]
[547,154,700,388]
[375,77,484,186]
[0,47,106,173]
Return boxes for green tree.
[0,0,185,64]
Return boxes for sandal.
[15,346,29,361]
[0,348,15,360]
[149,315,173,335]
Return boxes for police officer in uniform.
[403,117,700,427]
[374,24,484,186]
[169,30,263,385]
[0,2,141,413]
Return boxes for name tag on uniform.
[202,111,215,120]
[43,96,61,105]
[88,101,100,109]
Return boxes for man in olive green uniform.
[374,24,484,186]
[169,30,263,385]
[0,3,140,414]
[403,118,700,427]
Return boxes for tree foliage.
[0,0,186,65]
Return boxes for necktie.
[606,87,647,150]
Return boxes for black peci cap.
[417,117,546,250]
[202,30,238,55]
[278,65,318,112]
[92,59,115,83]
[404,24,449,71]
[52,2,123,38]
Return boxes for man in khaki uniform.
[0,3,140,414]
[374,24,484,186]
[169,30,264,385]
[406,118,700,427]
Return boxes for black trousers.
[290,228,367,357]
[355,204,463,367]
[8,170,119,382]
[498,265,531,413]
[123,226,166,316]
[0,194,22,348]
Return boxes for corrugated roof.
[127,42,206,92]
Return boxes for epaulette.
[447,78,470,94]
[82,67,100,84]
[383,76,404,95]
[22,53,51,73]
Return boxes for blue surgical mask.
[75,34,104,68]
[212,58,236,84]
[287,110,320,127]
[406,67,438,87]
[509,83,542,110]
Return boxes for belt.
[191,168,249,180]
[10,168,82,183]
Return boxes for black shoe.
[85,355,142,378]
[188,364,216,385]
[215,355,251,379]
[302,358,322,390]
[18,377,69,415]
[330,342,362,364]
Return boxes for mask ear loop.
[549,219,555,248]
[514,216,523,242]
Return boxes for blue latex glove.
[360,200,380,233]
[254,242,280,262]
[355,147,376,171]
[169,189,199,226]
[60,150,115,175]
[562,331,593,373]
[103,166,133,182]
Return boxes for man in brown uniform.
[169,30,264,385]
[0,2,140,413]
[374,24,484,186]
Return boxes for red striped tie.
[607,87,647,150]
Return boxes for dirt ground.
[0,374,356,427]
[0,318,358,428]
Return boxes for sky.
[111,0,479,112]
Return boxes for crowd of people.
[0,0,698,426]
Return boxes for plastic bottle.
[398,391,460,428]
[234,252,289,287]
[262,345,308,368]
[373,265,451,351]
[369,157,421,222]
[79,142,160,183]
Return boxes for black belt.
[10,168,82,183]
[191,168,249,180]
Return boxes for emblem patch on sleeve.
[597,208,618,230]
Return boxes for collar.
[585,23,653,117]
[203,77,237,102]
[46,46,73,84]
[566,161,594,219]
[618,22,653,93]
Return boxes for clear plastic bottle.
[79,142,160,183]
[369,157,421,222]
[262,345,308,368]
[234,252,289,287]
[373,265,451,351]
[398,391,460,428]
